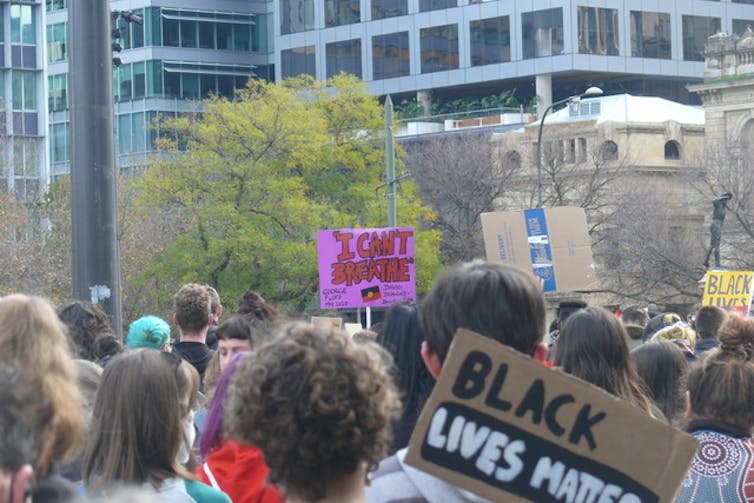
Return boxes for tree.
[405,132,521,263]
[137,74,442,312]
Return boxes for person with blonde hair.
[0,294,86,499]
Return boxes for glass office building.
[44,0,274,178]
[274,0,754,105]
[0,0,47,199]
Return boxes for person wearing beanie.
[126,315,172,351]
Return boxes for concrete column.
[536,74,552,117]
[417,90,432,117]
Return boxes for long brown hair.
[0,294,85,474]
[687,314,754,430]
[555,307,656,416]
[83,350,193,491]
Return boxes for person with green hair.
[126,315,172,351]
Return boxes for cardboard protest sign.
[701,270,754,314]
[344,322,364,336]
[317,227,416,309]
[481,207,596,292]
[405,330,698,503]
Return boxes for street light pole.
[385,95,397,227]
[536,86,603,207]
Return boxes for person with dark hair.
[197,354,283,503]
[215,316,254,374]
[377,303,434,453]
[621,306,649,347]
[237,290,281,323]
[368,260,547,503]
[93,334,125,367]
[555,307,658,418]
[226,322,400,503]
[172,283,214,381]
[546,299,587,359]
[675,314,754,502]
[57,300,116,362]
[82,350,229,502]
[693,305,727,358]
[703,192,733,269]
[632,341,689,425]
[0,362,50,503]
[204,286,222,351]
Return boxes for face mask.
[177,409,196,465]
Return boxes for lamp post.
[536,86,603,207]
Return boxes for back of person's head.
[649,321,697,357]
[173,283,211,333]
[421,260,545,361]
[632,341,688,424]
[83,350,192,491]
[686,314,754,430]
[642,312,682,343]
[694,305,727,340]
[237,289,281,322]
[226,322,400,501]
[57,300,116,362]
[93,334,125,367]
[0,362,52,491]
[126,315,171,350]
[0,294,85,474]
[555,307,654,414]
[205,285,221,316]
[378,304,432,410]
[621,306,649,328]
[557,299,587,326]
[199,353,246,458]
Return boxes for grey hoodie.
[366,448,491,503]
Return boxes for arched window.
[664,140,680,160]
[600,140,618,161]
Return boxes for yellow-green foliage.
[137,75,442,311]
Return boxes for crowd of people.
[1,261,754,502]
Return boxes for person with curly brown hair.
[675,313,754,502]
[57,300,117,363]
[225,322,401,503]
[172,283,214,381]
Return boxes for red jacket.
[197,441,284,503]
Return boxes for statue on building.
[703,192,733,268]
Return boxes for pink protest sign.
[317,227,416,309]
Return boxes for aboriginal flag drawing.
[361,286,381,302]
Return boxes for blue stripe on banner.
[523,208,557,292]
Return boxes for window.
[47,23,66,63]
[281,46,315,79]
[181,20,198,48]
[522,8,563,59]
[600,141,618,161]
[372,0,407,20]
[630,11,671,59]
[733,20,754,37]
[163,18,180,46]
[280,0,315,34]
[502,151,520,172]
[420,24,459,73]
[252,14,269,52]
[683,15,720,61]
[133,112,146,153]
[49,123,69,162]
[577,7,619,56]
[470,16,510,66]
[372,32,409,79]
[46,0,66,12]
[133,62,146,99]
[0,6,4,68]
[233,24,250,51]
[419,0,455,12]
[48,74,67,111]
[199,22,215,48]
[11,5,35,44]
[118,64,132,102]
[326,39,362,78]
[325,0,359,27]
[118,114,131,154]
[664,141,680,160]
[12,72,36,111]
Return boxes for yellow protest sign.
[702,270,754,314]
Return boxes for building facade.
[44,0,273,178]
[1,0,47,200]
[274,0,754,109]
